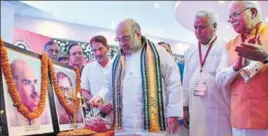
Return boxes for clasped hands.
[234,36,268,71]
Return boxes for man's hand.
[167,117,179,134]
[233,56,245,71]
[99,103,113,115]
[236,36,268,62]
[89,96,103,108]
[183,107,189,129]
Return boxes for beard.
[123,40,142,54]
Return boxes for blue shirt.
[177,63,184,125]
[178,63,184,84]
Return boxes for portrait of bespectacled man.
[55,71,84,125]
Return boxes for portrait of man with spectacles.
[55,71,84,126]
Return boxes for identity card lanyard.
[198,36,218,76]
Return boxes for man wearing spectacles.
[228,7,251,23]
[90,18,183,135]
[216,1,268,136]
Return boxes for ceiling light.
[153,3,159,9]
[218,1,225,4]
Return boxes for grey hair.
[195,9,218,28]
[43,40,57,51]
[228,1,262,18]
[132,22,141,33]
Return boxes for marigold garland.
[0,39,48,120]
[48,58,81,115]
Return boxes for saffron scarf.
[112,36,166,132]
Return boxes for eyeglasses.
[114,35,131,42]
[228,7,250,22]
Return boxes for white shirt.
[183,37,232,136]
[81,60,113,128]
[81,60,112,96]
[97,45,183,135]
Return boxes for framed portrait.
[52,63,85,132]
[0,43,54,136]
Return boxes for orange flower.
[0,39,48,120]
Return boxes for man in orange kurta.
[216,1,268,136]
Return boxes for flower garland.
[47,58,81,115]
[0,39,48,120]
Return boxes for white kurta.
[183,37,232,136]
[81,60,113,128]
[81,60,112,96]
[97,45,183,136]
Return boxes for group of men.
[86,1,267,136]
[43,40,86,74]
[11,1,267,136]
[184,1,268,136]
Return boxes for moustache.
[30,91,40,99]
[75,57,82,61]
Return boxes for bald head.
[10,59,40,112]
[116,18,141,34]
[115,18,142,54]
[11,59,33,79]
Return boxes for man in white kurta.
[90,18,183,136]
[81,60,112,100]
[81,35,113,129]
[158,41,189,136]
[183,10,232,136]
